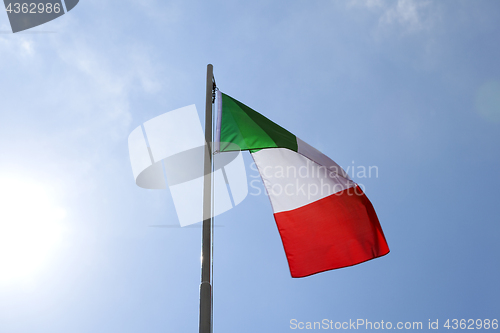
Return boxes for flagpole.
[200,64,214,333]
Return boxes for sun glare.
[0,177,66,284]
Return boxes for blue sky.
[0,0,499,332]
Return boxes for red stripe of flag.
[274,186,390,278]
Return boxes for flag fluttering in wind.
[215,91,389,278]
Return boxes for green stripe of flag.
[219,92,298,152]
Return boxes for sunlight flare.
[0,177,66,283]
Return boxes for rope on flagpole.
[200,64,214,333]
[210,75,216,332]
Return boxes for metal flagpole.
[200,64,214,333]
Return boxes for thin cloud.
[0,17,164,197]
[380,0,433,33]
[348,0,438,34]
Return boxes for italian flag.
[215,91,389,278]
